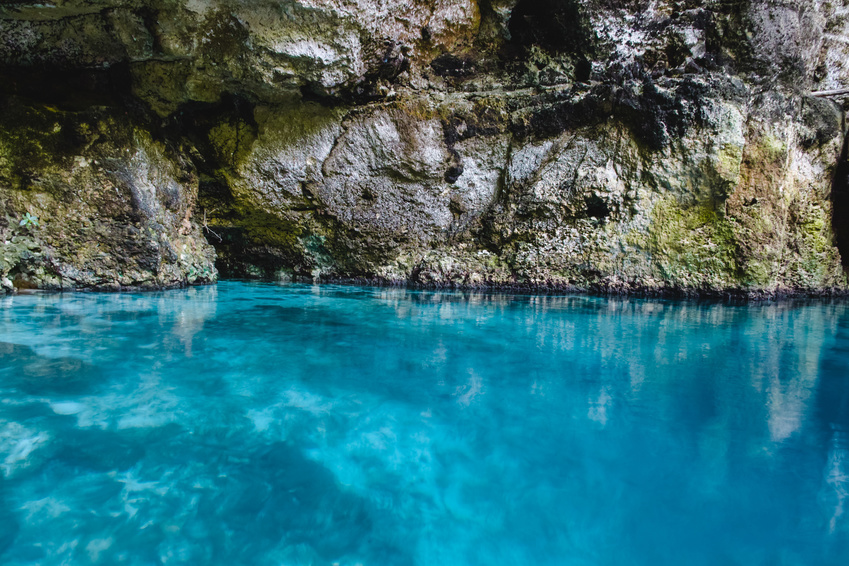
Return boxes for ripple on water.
[0,283,847,565]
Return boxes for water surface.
[1,281,848,565]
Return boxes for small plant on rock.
[19,212,39,230]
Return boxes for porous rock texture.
[1,0,849,296]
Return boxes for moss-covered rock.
[1,0,848,297]
[0,99,216,292]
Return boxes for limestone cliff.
[1,0,848,296]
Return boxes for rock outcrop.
[1,0,848,296]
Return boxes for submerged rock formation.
[1,0,848,296]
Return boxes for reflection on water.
[0,282,848,565]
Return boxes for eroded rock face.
[1,0,848,296]
[0,101,216,292]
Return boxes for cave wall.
[1,0,848,296]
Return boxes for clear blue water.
[1,281,848,565]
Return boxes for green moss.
[389,99,440,122]
[224,209,304,253]
[716,142,744,183]
[201,10,250,60]
[789,198,843,286]
[758,135,788,163]
[638,197,740,288]
[130,60,196,117]
[0,101,133,193]
[208,119,256,170]
[0,115,61,190]
[800,210,829,252]
[254,102,345,147]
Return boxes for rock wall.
[1,0,848,296]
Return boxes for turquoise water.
[0,282,848,565]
